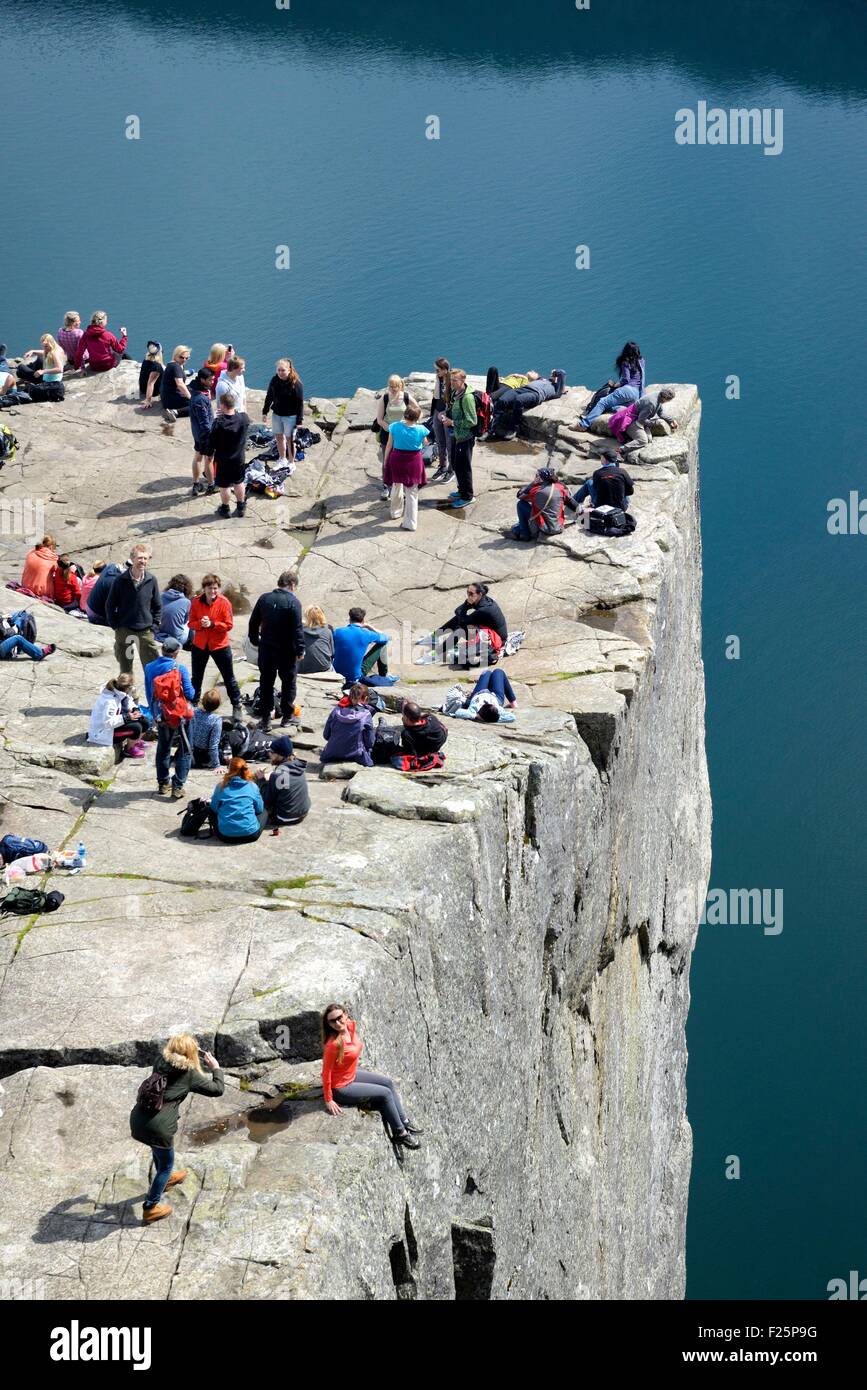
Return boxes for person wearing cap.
[511,467,579,541]
[138,342,164,407]
[144,636,196,798]
[253,736,311,827]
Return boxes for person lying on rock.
[130,1033,224,1225]
[321,1003,421,1150]
[449,669,517,724]
[0,611,54,661]
[320,682,375,767]
[253,735,311,827]
[511,467,578,541]
[483,368,567,441]
[415,581,508,668]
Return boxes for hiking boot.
[234,500,246,518]
[404,1120,424,1135]
[142,1202,172,1224]
[191,480,206,497]
[205,483,217,495]
[215,503,231,519]
[171,784,186,800]
[393,1131,420,1150]
[156,783,170,797]
[125,740,147,759]
[165,1169,187,1188]
[259,718,271,734]
[162,408,178,425]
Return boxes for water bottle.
[77,842,86,867]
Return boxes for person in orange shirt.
[21,534,58,598]
[188,573,243,721]
[321,1003,421,1150]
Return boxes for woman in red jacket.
[74,310,127,372]
[52,555,83,612]
[321,1003,421,1149]
[188,573,243,720]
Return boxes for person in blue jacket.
[209,758,267,843]
[331,606,397,688]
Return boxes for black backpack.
[9,610,37,644]
[136,1070,168,1113]
[0,887,64,915]
[219,718,250,763]
[588,507,637,538]
[178,797,212,838]
[244,727,273,763]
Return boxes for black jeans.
[452,437,475,501]
[191,644,241,707]
[257,645,297,721]
[208,808,268,843]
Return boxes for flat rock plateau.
[0,366,710,1300]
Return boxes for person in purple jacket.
[320,683,375,767]
[577,341,646,429]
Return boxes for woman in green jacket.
[130,1033,225,1224]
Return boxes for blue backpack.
[0,834,48,865]
[9,610,37,643]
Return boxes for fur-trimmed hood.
[160,1048,200,1073]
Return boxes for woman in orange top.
[188,572,243,720]
[21,534,58,598]
[321,1003,421,1149]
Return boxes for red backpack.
[472,390,492,437]
[152,668,193,727]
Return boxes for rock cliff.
[0,367,710,1299]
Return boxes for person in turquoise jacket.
[209,758,267,843]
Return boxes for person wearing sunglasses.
[321,1004,421,1150]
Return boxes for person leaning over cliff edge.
[129,1034,224,1225]
[321,1004,421,1149]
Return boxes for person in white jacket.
[87,675,147,758]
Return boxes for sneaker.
[438,469,455,485]
[191,480,206,497]
[171,785,186,800]
[414,652,437,665]
[162,408,178,425]
[446,490,461,501]
[393,1131,420,1150]
[125,741,146,759]
[165,1169,187,1188]
[40,643,56,657]
[259,718,272,734]
[404,1120,424,1135]
[279,715,295,728]
[232,704,245,724]
[156,783,170,797]
[142,1202,172,1224]
[215,503,231,519]
[450,497,474,510]
[234,501,246,518]
[205,483,217,495]
[379,486,389,501]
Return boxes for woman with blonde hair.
[321,1004,420,1149]
[374,374,419,499]
[263,357,304,466]
[299,603,334,674]
[74,310,128,372]
[160,344,193,424]
[208,756,267,842]
[202,342,231,398]
[129,1034,224,1224]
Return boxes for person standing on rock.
[383,401,429,532]
[440,367,477,509]
[247,568,305,732]
[188,367,216,497]
[430,356,454,483]
[130,1034,225,1225]
[188,574,244,722]
[208,389,250,518]
[374,376,418,499]
[106,544,161,677]
[321,1004,420,1149]
[145,637,196,798]
[263,358,304,468]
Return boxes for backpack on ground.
[219,719,250,763]
[588,506,637,538]
[391,751,446,773]
[247,425,275,448]
[135,1070,168,1112]
[0,834,48,864]
[244,684,280,719]
[0,424,18,465]
[152,669,194,727]
[503,629,525,658]
[371,725,402,765]
[0,886,64,914]
[244,727,274,763]
[440,684,467,717]
[472,391,493,438]
[9,609,37,643]
[178,797,212,838]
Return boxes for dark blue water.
[5,0,866,1298]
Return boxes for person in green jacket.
[130,1033,225,1224]
[440,367,477,509]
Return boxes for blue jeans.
[580,384,638,426]
[0,634,43,660]
[156,721,192,789]
[333,1069,408,1135]
[512,498,534,540]
[469,668,515,706]
[144,1145,174,1208]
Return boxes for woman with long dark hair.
[321,1003,420,1149]
[417,581,509,668]
[578,340,647,429]
[430,356,454,483]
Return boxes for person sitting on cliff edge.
[321,1003,421,1150]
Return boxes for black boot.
[393,1130,420,1150]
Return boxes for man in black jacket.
[400,702,448,758]
[248,569,305,731]
[255,736,311,826]
[106,544,162,676]
[574,454,635,510]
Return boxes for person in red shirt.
[52,555,83,612]
[74,310,128,372]
[188,573,243,721]
[321,1003,421,1149]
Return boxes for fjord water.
[5,0,866,1299]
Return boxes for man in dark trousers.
[247,568,305,732]
[106,544,162,676]
[400,702,448,758]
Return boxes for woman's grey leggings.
[333,1070,408,1134]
